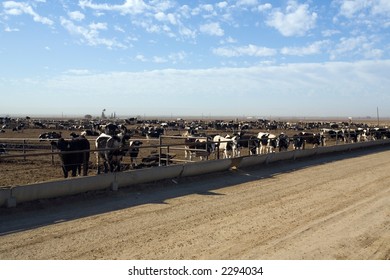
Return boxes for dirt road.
[1,147,389,260]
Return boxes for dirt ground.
[0,145,389,260]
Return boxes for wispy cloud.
[281,41,329,56]
[78,0,149,15]
[213,44,276,57]
[330,36,383,60]
[3,1,53,26]
[60,17,126,49]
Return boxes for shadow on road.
[1,144,389,236]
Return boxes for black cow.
[278,133,290,152]
[51,137,90,178]
[292,134,304,150]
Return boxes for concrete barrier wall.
[0,188,11,207]
[11,174,115,204]
[115,165,184,188]
[237,154,267,168]
[181,159,233,177]
[2,139,390,207]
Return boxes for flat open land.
[1,145,389,260]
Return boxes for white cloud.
[114,25,125,32]
[89,22,108,30]
[336,0,367,18]
[266,0,317,36]
[371,0,390,15]
[237,0,259,7]
[179,24,196,38]
[3,1,54,25]
[200,4,214,12]
[330,36,383,60]
[68,11,85,21]
[65,69,91,75]
[322,29,340,37]
[4,26,19,32]
[78,0,149,15]
[199,22,224,36]
[134,51,187,64]
[281,41,329,56]
[258,3,272,12]
[220,36,237,44]
[213,44,276,57]
[152,56,168,63]
[216,2,228,9]
[60,17,126,49]
[154,11,177,25]
[135,54,147,61]
[334,0,390,25]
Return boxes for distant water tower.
[101,109,106,119]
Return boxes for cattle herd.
[1,116,390,179]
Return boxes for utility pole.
[377,107,379,126]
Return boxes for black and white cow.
[0,143,6,154]
[183,129,214,160]
[213,134,239,158]
[326,129,345,142]
[190,137,215,160]
[95,132,130,173]
[299,132,325,149]
[51,137,90,178]
[100,123,121,136]
[257,132,277,154]
[237,134,259,155]
[39,131,62,141]
[146,127,164,139]
[128,140,143,167]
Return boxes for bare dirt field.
[0,145,389,260]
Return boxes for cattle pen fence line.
[1,138,390,208]
[0,135,243,165]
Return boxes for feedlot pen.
[0,127,386,187]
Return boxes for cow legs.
[62,166,68,178]
[76,164,81,176]
[104,162,109,173]
[82,161,88,176]
[71,166,78,177]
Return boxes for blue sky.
[1,0,390,118]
